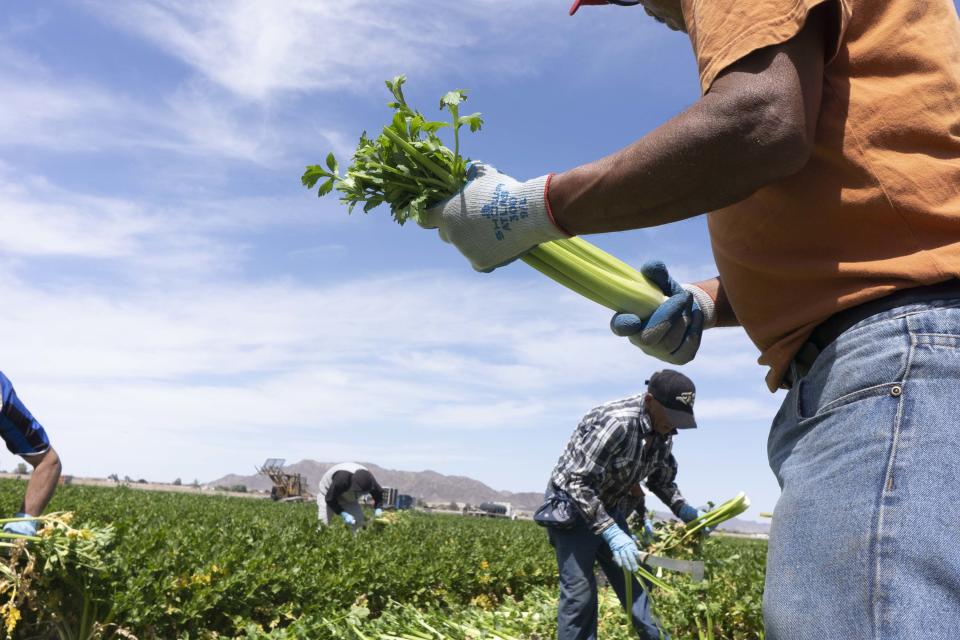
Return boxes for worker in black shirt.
[316,462,384,531]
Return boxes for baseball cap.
[569,0,640,16]
[646,370,697,431]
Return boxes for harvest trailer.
[257,458,311,502]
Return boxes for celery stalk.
[553,238,648,285]
[522,251,619,311]
[534,243,666,317]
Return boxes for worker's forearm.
[692,277,740,328]
[325,497,343,514]
[22,448,61,516]
[550,91,807,235]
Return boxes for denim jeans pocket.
[795,379,897,422]
[794,322,910,422]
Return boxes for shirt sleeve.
[681,0,851,93]
[371,478,384,509]
[324,471,352,514]
[646,450,688,517]
[564,416,628,535]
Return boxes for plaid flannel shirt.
[549,393,688,534]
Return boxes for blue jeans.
[548,514,665,640]
[765,299,960,640]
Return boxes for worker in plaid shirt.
[546,369,708,640]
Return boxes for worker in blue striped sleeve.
[541,369,709,640]
[0,372,61,537]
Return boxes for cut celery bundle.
[303,76,666,319]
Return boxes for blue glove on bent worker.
[678,504,714,535]
[3,513,37,537]
[610,261,716,365]
[419,163,568,273]
[642,518,655,544]
[374,508,383,518]
[601,524,641,573]
[340,512,356,527]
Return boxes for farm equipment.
[256,458,311,502]
[381,486,399,510]
[376,487,415,510]
[466,502,513,519]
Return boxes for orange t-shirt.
[683,0,960,390]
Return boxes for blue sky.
[9,0,945,517]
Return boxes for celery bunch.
[650,493,752,555]
[302,76,665,317]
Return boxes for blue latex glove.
[610,261,714,365]
[419,163,566,273]
[340,512,356,527]
[374,508,383,517]
[642,518,656,544]
[601,524,641,573]
[3,513,37,537]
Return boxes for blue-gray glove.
[678,504,700,523]
[679,504,713,535]
[340,512,356,526]
[374,508,383,517]
[419,163,566,272]
[3,513,37,537]
[610,261,715,365]
[601,524,641,573]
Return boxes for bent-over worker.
[317,462,384,532]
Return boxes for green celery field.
[0,480,765,639]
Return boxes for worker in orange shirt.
[423,1,960,637]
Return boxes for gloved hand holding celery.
[650,492,751,554]
[301,75,666,318]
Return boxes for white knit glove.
[419,163,568,272]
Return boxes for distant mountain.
[210,460,548,511]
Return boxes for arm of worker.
[420,6,827,273]
[3,447,62,537]
[562,418,628,536]
[324,471,353,515]
[370,478,384,516]
[549,5,827,233]
[21,447,61,516]
[645,450,695,522]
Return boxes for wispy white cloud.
[0,48,285,162]
[81,0,557,102]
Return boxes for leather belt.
[785,279,960,388]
